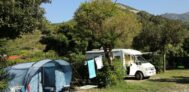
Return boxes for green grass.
[90,69,189,92]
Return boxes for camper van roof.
[86,49,142,55]
[114,49,142,55]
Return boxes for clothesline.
[85,55,103,79]
[70,55,103,83]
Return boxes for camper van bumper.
[144,69,156,77]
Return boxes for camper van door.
[129,62,138,75]
[126,56,137,76]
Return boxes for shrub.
[60,53,87,86]
[71,59,125,87]
[68,53,86,63]
[95,59,125,87]
[71,62,88,86]
[0,69,8,91]
[0,61,8,91]
[149,54,164,73]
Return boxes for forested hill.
[161,12,189,23]
[117,3,189,24]
[116,3,139,13]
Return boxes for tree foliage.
[74,0,141,65]
[113,10,141,48]
[0,0,51,90]
[133,11,189,70]
[133,11,187,54]
[0,0,51,39]
[74,0,116,50]
[41,20,88,62]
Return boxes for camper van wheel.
[135,72,143,80]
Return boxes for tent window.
[41,66,56,91]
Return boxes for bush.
[71,62,88,86]
[71,59,125,87]
[0,69,8,91]
[149,54,164,73]
[0,62,8,91]
[95,59,125,87]
[68,53,86,63]
[66,53,87,86]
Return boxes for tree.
[0,0,51,39]
[113,10,141,48]
[74,0,141,65]
[0,0,51,91]
[134,12,186,53]
[133,12,188,71]
[101,11,140,65]
[41,20,88,62]
[74,0,116,48]
[74,0,116,65]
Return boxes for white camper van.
[86,49,156,80]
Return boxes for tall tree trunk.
[103,46,113,66]
[163,53,166,72]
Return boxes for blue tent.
[4,59,72,92]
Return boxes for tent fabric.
[28,73,42,92]
[5,62,33,86]
[4,59,72,92]
[55,59,72,86]
[9,62,34,69]
[24,59,52,85]
[55,70,65,92]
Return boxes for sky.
[41,0,189,23]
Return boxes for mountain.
[161,12,189,23]
[118,3,189,24]
[116,3,139,14]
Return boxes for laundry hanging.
[87,59,96,79]
[95,56,103,69]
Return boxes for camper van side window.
[125,55,131,61]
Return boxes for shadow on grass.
[124,77,136,80]
[149,76,189,84]
[124,77,150,80]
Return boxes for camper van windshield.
[136,56,148,63]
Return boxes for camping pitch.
[4,59,72,92]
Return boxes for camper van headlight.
[146,67,152,71]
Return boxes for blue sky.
[41,0,189,23]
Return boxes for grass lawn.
[88,69,189,92]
